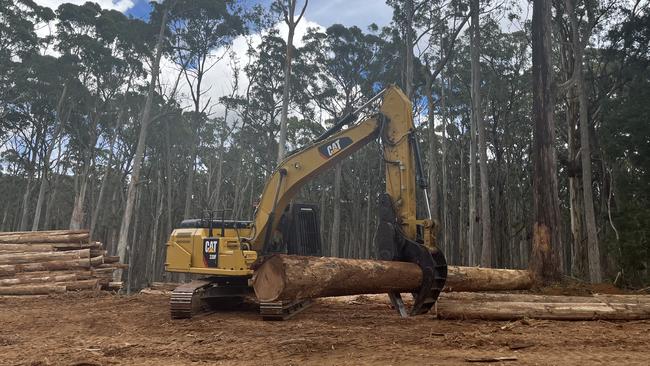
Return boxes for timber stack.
[0,229,125,295]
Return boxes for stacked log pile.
[0,230,125,295]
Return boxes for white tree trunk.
[114,6,170,282]
[277,0,308,163]
[330,163,342,257]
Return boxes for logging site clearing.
[1,289,649,366]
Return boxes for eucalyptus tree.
[299,24,381,257]
[55,2,149,229]
[167,0,245,219]
[530,0,562,282]
[242,30,290,174]
[0,0,55,230]
[115,0,173,283]
[274,0,309,163]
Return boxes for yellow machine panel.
[165,226,257,276]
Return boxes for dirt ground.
[1,291,649,366]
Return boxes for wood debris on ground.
[0,229,125,295]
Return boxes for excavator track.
[260,299,313,321]
[170,280,211,319]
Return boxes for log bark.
[252,255,533,302]
[58,279,101,291]
[103,256,120,263]
[0,284,67,295]
[0,233,89,244]
[0,273,78,286]
[0,242,101,252]
[0,244,58,252]
[446,266,533,292]
[0,257,94,276]
[440,292,650,304]
[436,300,650,320]
[0,229,88,237]
[14,270,92,280]
[0,249,90,265]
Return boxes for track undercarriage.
[169,277,312,320]
[170,277,252,319]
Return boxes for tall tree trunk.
[32,85,68,231]
[530,0,562,282]
[424,70,439,224]
[166,122,173,234]
[43,150,65,230]
[470,0,492,267]
[458,128,467,266]
[69,160,91,230]
[441,71,450,263]
[565,0,601,282]
[577,72,601,282]
[149,164,164,283]
[183,143,196,219]
[567,90,586,278]
[404,0,414,98]
[468,116,478,265]
[330,163,342,257]
[19,177,34,231]
[115,5,170,281]
[277,0,308,163]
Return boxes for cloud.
[34,0,136,12]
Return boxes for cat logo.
[203,239,219,267]
[318,137,353,159]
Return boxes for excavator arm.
[248,113,381,253]
[248,86,418,251]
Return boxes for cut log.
[14,270,93,280]
[252,255,533,302]
[436,300,650,320]
[0,233,89,244]
[90,249,107,257]
[445,266,533,292]
[0,273,78,286]
[440,292,650,304]
[151,282,179,291]
[0,244,58,252]
[0,229,88,237]
[57,279,100,291]
[0,257,93,276]
[0,284,66,295]
[106,281,123,290]
[96,263,128,269]
[92,268,116,276]
[0,249,90,265]
[103,256,120,263]
[0,242,102,252]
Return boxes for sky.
[35,0,394,29]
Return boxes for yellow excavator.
[165,85,447,319]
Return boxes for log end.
[252,256,287,302]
